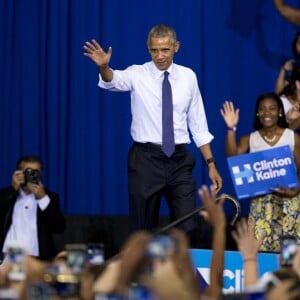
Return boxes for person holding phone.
[0,155,66,262]
[279,235,298,268]
[275,31,300,95]
[278,64,300,131]
[221,93,300,251]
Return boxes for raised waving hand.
[83,39,112,68]
[220,100,239,129]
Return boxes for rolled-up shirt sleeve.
[98,68,132,92]
[187,74,214,148]
[37,195,50,211]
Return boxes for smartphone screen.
[145,234,177,261]
[87,243,104,265]
[6,245,26,281]
[66,243,87,274]
[280,236,298,267]
[143,234,177,274]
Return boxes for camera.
[24,168,41,184]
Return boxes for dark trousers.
[128,142,197,234]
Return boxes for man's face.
[148,36,179,71]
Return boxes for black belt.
[134,142,186,151]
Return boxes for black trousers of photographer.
[128,142,197,234]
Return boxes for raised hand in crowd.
[220,100,240,130]
[92,259,122,296]
[114,230,151,296]
[231,218,265,288]
[231,219,265,261]
[198,184,226,299]
[220,101,244,156]
[93,230,151,297]
[0,254,49,299]
[274,0,300,26]
[275,59,295,94]
[266,279,300,300]
[141,229,201,300]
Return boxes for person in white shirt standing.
[0,155,65,262]
[83,24,222,238]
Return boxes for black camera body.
[24,168,41,184]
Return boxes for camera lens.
[24,168,41,184]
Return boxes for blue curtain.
[0,0,299,216]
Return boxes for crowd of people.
[2,1,300,298]
[1,185,300,299]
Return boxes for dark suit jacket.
[0,186,66,261]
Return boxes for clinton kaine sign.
[227,145,299,199]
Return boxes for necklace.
[263,135,277,143]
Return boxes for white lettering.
[256,168,286,181]
[235,269,242,292]
[223,269,235,293]
[253,157,292,171]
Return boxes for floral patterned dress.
[249,194,300,252]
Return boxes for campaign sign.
[189,249,278,294]
[227,145,298,199]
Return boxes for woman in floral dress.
[221,92,300,251]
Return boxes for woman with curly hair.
[221,92,300,251]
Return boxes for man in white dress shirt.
[83,24,222,237]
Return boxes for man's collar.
[149,61,175,79]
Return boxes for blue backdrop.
[0,0,299,216]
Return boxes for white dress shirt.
[98,61,213,148]
[2,190,50,256]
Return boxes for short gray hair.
[147,24,177,45]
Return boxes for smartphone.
[145,234,177,261]
[6,245,26,281]
[143,234,177,274]
[66,243,87,274]
[87,243,105,265]
[279,235,298,267]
